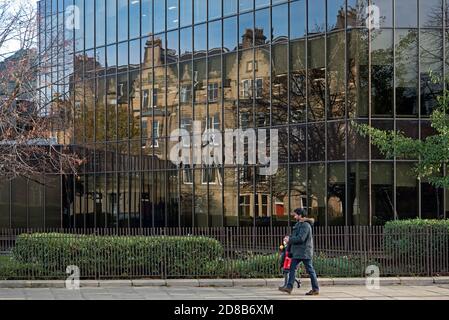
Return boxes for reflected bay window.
[151,121,160,147]
[208,83,219,102]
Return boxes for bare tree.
[0,1,82,181]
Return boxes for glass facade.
[1,0,448,228]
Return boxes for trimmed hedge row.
[2,219,447,279]
[11,233,224,278]
[384,219,449,257]
[225,253,367,278]
[1,233,368,279]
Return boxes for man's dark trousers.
[287,259,319,291]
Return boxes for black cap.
[293,208,307,217]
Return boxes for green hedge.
[384,219,449,255]
[0,255,59,280]
[384,219,449,274]
[11,233,224,278]
[224,253,366,279]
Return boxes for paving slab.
[233,279,267,287]
[433,277,449,284]
[0,281,32,288]
[399,277,435,286]
[166,279,200,287]
[198,279,233,287]
[132,279,166,287]
[99,280,133,288]
[79,280,100,288]
[30,280,65,288]
[332,278,365,286]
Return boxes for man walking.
[279,208,320,295]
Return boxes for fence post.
[425,227,429,277]
[429,227,433,277]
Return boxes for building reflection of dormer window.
[246,61,258,72]
[150,121,160,148]
[207,83,219,102]
[180,85,192,103]
[241,78,263,99]
[142,89,158,109]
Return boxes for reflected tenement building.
[1,0,448,228]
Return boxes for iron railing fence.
[0,226,448,279]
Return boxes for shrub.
[384,219,449,275]
[226,254,280,278]
[312,253,367,278]
[223,253,365,279]
[0,255,58,280]
[12,233,224,279]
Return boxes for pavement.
[0,278,449,300]
[0,284,449,300]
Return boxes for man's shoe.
[279,287,292,294]
[305,290,319,296]
[278,286,286,291]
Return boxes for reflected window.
[96,0,106,47]
[308,35,326,120]
[208,20,222,52]
[180,0,192,27]
[208,83,219,102]
[151,121,160,147]
[130,0,141,38]
[256,0,270,9]
[194,0,207,23]
[224,0,237,16]
[224,17,237,51]
[372,0,393,28]
[202,166,219,184]
[180,27,192,59]
[239,13,254,48]
[395,29,418,117]
[142,0,153,36]
[421,30,443,116]
[107,0,117,44]
[194,23,207,55]
[167,0,179,30]
[209,0,222,20]
[371,30,393,116]
[290,0,306,40]
[180,85,192,103]
[154,0,166,33]
[75,0,84,51]
[419,0,440,28]
[239,0,253,13]
[308,164,326,224]
[129,40,140,68]
[167,30,179,62]
[396,163,419,219]
[348,163,369,225]
[142,89,158,109]
[348,29,369,117]
[396,0,417,28]
[372,163,394,225]
[118,0,128,42]
[347,0,367,28]
[327,32,346,119]
[183,165,193,184]
[118,42,128,69]
[328,164,345,226]
[255,8,270,45]
[308,0,325,34]
[106,44,117,71]
[327,0,345,31]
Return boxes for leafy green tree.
[352,72,449,189]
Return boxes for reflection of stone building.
[130,28,285,227]
[3,0,447,229]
